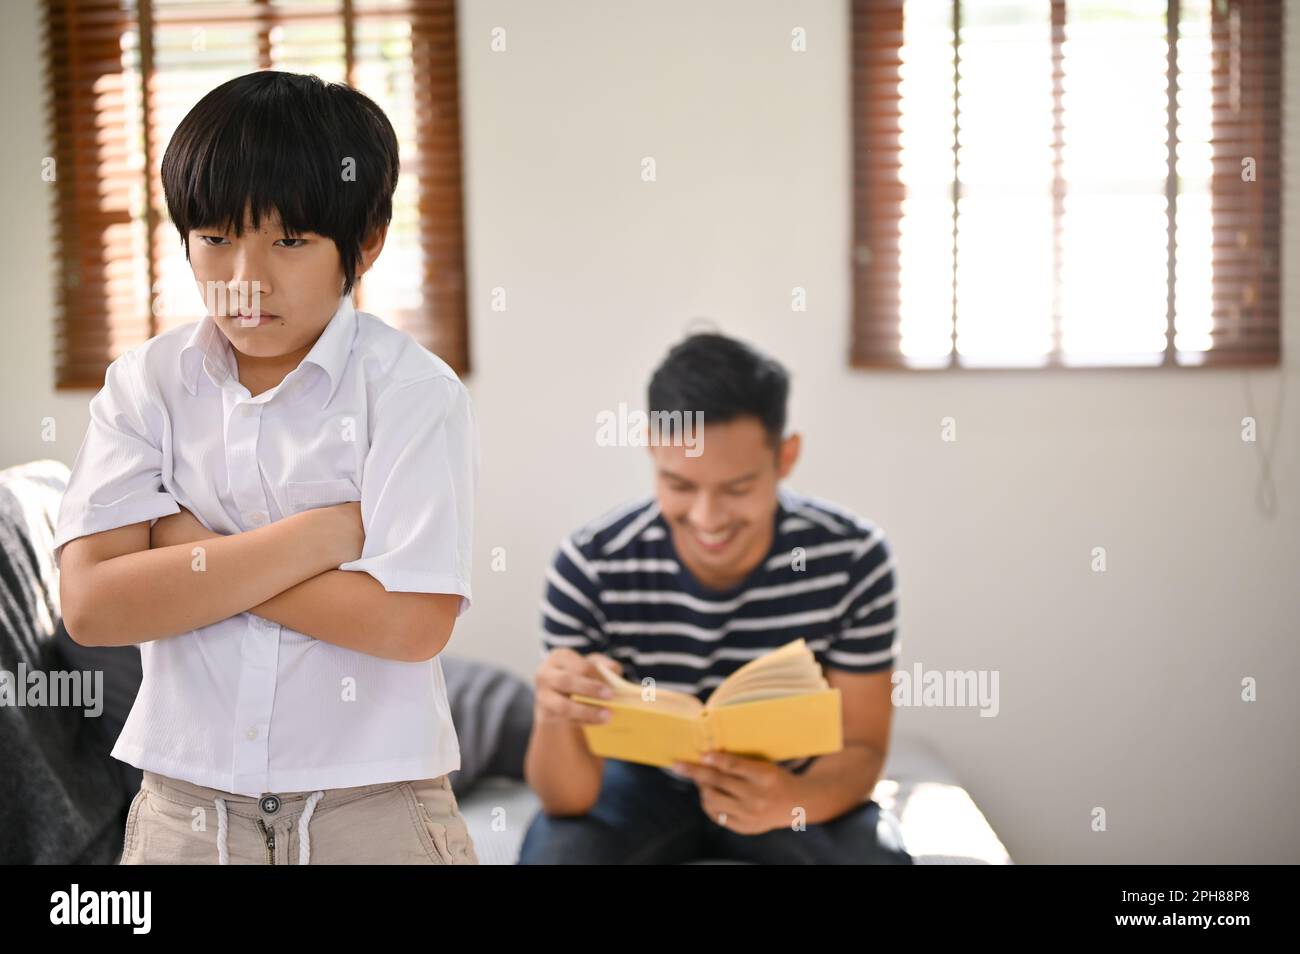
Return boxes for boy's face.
[187,208,382,360]
[650,417,800,586]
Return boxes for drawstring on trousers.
[214,797,229,865]
[297,790,324,864]
[212,790,325,864]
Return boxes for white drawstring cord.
[214,790,324,864]
[214,797,230,865]
[297,791,325,865]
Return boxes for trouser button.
[259,795,281,815]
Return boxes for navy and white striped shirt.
[540,487,900,703]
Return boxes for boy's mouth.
[231,314,281,327]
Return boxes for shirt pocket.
[285,477,361,515]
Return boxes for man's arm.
[524,649,617,815]
[673,667,895,831]
[778,528,899,822]
[152,508,458,662]
[782,668,893,824]
[59,506,355,648]
[523,536,618,815]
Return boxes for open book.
[570,639,842,768]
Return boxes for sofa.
[0,458,1011,864]
[458,733,1011,865]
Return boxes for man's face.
[651,416,800,583]
[187,209,347,360]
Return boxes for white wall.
[2,0,1296,863]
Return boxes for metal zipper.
[255,817,276,865]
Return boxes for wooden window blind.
[851,0,1283,370]
[44,0,470,390]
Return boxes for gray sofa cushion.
[440,654,533,794]
[0,459,133,864]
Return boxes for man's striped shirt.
[540,487,900,703]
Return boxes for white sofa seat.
[458,733,1012,865]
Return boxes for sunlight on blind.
[897,0,1214,365]
[958,1,1053,365]
[1062,0,1168,362]
[350,17,425,333]
[1174,0,1214,354]
[898,1,956,363]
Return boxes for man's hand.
[671,750,801,835]
[150,507,220,549]
[534,648,622,728]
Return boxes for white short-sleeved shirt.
[51,293,478,796]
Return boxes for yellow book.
[570,638,842,768]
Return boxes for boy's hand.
[307,501,365,567]
[534,648,621,728]
[151,508,220,549]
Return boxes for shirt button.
[248,512,267,526]
[246,727,258,741]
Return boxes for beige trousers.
[120,769,479,865]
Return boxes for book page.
[587,660,703,716]
[707,639,829,709]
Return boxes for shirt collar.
[179,294,358,410]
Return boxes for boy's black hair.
[648,332,790,449]
[160,70,399,298]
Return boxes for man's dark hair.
[648,332,790,449]
[160,70,399,297]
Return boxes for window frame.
[849,0,1283,372]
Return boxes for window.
[44,0,469,389]
[851,0,1282,369]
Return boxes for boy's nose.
[229,274,272,299]
[229,250,273,298]
[227,280,272,313]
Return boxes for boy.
[52,71,479,864]
[521,333,911,864]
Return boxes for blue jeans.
[517,759,913,864]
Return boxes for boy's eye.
[196,235,308,248]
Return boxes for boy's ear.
[358,224,389,278]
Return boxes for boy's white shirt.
[52,293,478,797]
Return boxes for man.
[519,332,911,864]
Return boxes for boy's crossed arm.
[60,505,456,663]
[248,567,458,663]
[152,506,457,663]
